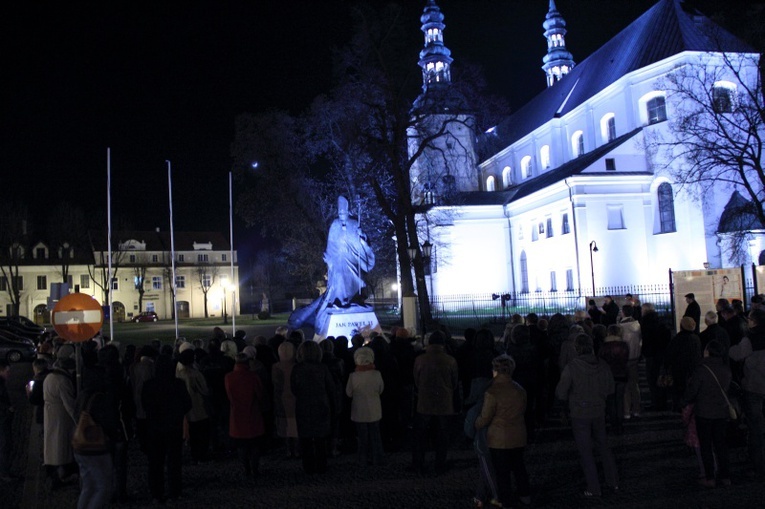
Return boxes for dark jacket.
[28,368,51,425]
[142,365,192,438]
[555,353,614,419]
[684,357,732,419]
[665,330,702,386]
[639,311,671,358]
[291,362,336,438]
[599,337,629,382]
[413,344,459,415]
[683,300,701,334]
[699,323,730,355]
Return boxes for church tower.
[409,0,478,205]
[418,0,452,91]
[542,0,575,87]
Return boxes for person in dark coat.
[599,325,629,434]
[504,325,541,439]
[699,311,730,356]
[601,296,620,326]
[639,303,671,411]
[683,293,702,334]
[291,341,336,474]
[665,317,702,411]
[411,330,459,475]
[142,354,192,503]
[389,329,417,432]
[683,340,732,487]
[319,339,345,456]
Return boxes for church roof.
[479,0,754,161]
[454,127,645,207]
[717,191,765,233]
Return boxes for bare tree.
[196,265,219,318]
[645,50,764,263]
[46,202,88,284]
[0,202,30,315]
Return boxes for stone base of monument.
[314,306,382,342]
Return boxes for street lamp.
[589,240,599,298]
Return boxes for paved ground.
[5,360,765,508]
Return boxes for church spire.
[418,0,453,92]
[542,0,575,87]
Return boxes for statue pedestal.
[315,306,381,342]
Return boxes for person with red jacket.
[225,353,266,479]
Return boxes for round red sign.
[51,293,104,342]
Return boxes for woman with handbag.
[683,340,732,488]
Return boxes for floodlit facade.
[0,230,238,323]
[410,0,762,300]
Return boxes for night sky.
[2,0,760,243]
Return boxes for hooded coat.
[555,354,614,419]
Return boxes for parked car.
[132,311,159,323]
[0,317,45,344]
[0,329,37,362]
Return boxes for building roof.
[88,230,231,252]
[717,191,765,233]
[452,127,645,207]
[478,0,754,161]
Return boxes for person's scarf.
[355,364,376,372]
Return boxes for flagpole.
[107,148,114,343]
[168,161,179,341]
[229,172,236,337]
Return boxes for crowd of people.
[0,293,763,508]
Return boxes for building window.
[198,254,209,263]
[562,213,570,234]
[600,114,616,143]
[13,276,23,291]
[713,81,737,113]
[538,222,545,235]
[658,182,676,233]
[572,131,585,157]
[111,278,119,291]
[222,254,228,262]
[202,275,212,288]
[607,205,625,230]
[178,254,185,262]
[37,275,47,290]
[152,254,159,263]
[36,247,46,259]
[521,156,533,179]
[605,158,616,171]
[502,166,512,188]
[647,96,667,124]
[531,224,539,242]
[152,276,162,290]
[540,145,550,169]
[486,176,496,191]
[546,218,553,238]
[550,271,557,292]
[80,274,90,289]
[520,251,529,293]
[175,275,186,289]
[566,269,574,291]
[0,277,6,291]
[129,254,136,263]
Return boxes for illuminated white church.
[411,0,763,298]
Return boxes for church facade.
[410,0,762,302]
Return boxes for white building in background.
[0,230,238,323]
[410,0,762,301]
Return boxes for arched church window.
[713,81,737,113]
[572,131,585,157]
[540,145,550,169]
[658,182,676,233]
[486,176,496,191]
[521,156,533,179]
[502,166,512,187]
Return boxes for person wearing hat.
[346,347,384,466]
[683,293,701,334]
[665,317,702,411]
[410,330,459,475]
[176,349,211,463]
[601,296,619,326]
